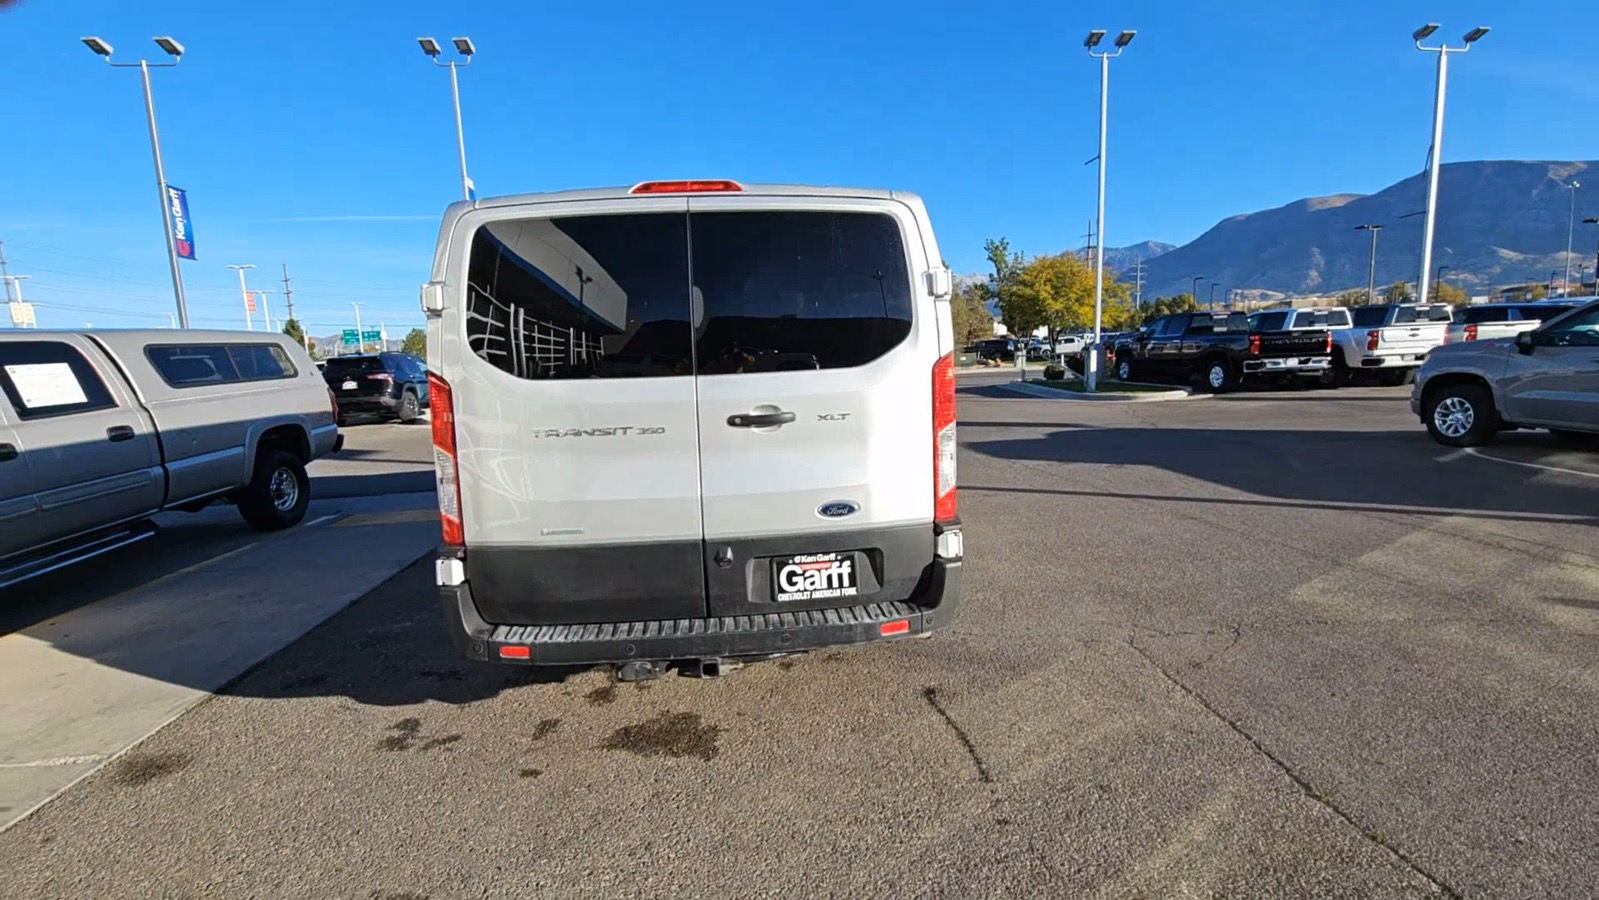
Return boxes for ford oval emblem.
[817,501,860,519]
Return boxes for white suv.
[422,180,963,678]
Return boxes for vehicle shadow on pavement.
[226,558,594,706]
[309,471,438,499]
[966,426,1599,525]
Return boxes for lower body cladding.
[435,522,963,667]
[1242,356,1331,377]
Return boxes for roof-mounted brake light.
[629,179,744,194]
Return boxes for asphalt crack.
[921,686,993,784]
[1125,634,1462,899]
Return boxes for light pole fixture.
[82,34,191,328]
[1412,23,1489,317]
[1355,224,1383,304]
[1208,283,1219,310]
[1585,217,1599,296]
[418,35,476,201]
[228,264,256,330]
[1564,181,1581,296]
[1081,28,1135,393]
[1192,275,1204,304]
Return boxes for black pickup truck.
[1112,311,1333,393]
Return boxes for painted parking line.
[1464,447,1599,480]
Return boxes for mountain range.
[1128,160,1598,299]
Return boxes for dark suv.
[322,352,429,424]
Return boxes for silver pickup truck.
[0,330,341,589]
[1413,298,1599,447]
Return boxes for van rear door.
[447,198,707,625]
[686,196,942,617]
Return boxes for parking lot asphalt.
[3,377,1597,898]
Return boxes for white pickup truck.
[1445,300,1585,345]
[1336,304,1450,386]
[1,330,340,589]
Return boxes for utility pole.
[1131,259,1145,311]
[0,241,13,304]
[281,263,303,343]
[353,302,364,353]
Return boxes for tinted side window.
[1523,305,1577,322]
[1459,307,1508,325]
[690,211,912,373]
[0,340,117,420]
[466,213,691,379]
[1350,307,1386,328]
[146,345,238,385]
[229,344,296,381]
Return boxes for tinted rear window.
[323,357,389,376]
[1457,307,1510,324]
[1288,310,1347,328]
[690,211,912,373]
[462,209,915,379]
[1350,307,1386,328]
[1519,305,1577,322]
[1250,312,1288,331]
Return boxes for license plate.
[341,380,357,390]
[773,552,866,602]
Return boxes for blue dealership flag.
[165,184,196,260]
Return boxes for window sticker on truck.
[3,363,88,409]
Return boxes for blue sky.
[2,0,1595,332]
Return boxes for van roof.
[461,182,917,211]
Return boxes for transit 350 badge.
[165,184,196,260]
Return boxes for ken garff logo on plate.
[817,500,860,519]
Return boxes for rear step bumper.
[438,557,962,666]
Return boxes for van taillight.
[429,372,463,545]
[933,353,957,522]
[1366,329,1380,351]
[1248,334,1261,356]
[1464,324,1478,341]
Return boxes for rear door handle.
[0,443,16,462]
[106,425,137,443]
[727,411,796,428]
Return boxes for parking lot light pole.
[1209,283,1219,310]
[83,35,190,328]
[228,264,256,330]
[1082,28,1135,393]
[418,37,476,201]
[1413,23,1489,316]
[1192,276,1204,307]
[1585,218,1599,294]
[1564,181,1581,296]
[1355,224,1383,304]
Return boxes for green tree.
[281,318,307,349]
[401,327,427,357]
[951,281,994,346]
[1141,293,1200,324]
[1336,289,1368,307]
[1384,280,1412,303]
[1526,282,1548,300]
[985,237,1048,338]
[1430,280,1467,306]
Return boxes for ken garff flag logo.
[165,184,196,260]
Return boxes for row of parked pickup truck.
[1107,299,1588,393]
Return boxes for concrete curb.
[997,380,1204,403]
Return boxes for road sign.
[8,302,35,328]
[361,330,382,342]
[341,329,359,346]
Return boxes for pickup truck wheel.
[397,390,421,424]
[1116,358,1136,382]
[1424,384,1497,448]
[1201,358,1237,394]
[238,450,311,531]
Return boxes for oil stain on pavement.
[600,712,722,762]
[111,751,191,787]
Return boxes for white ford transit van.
[422,180,962,678]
